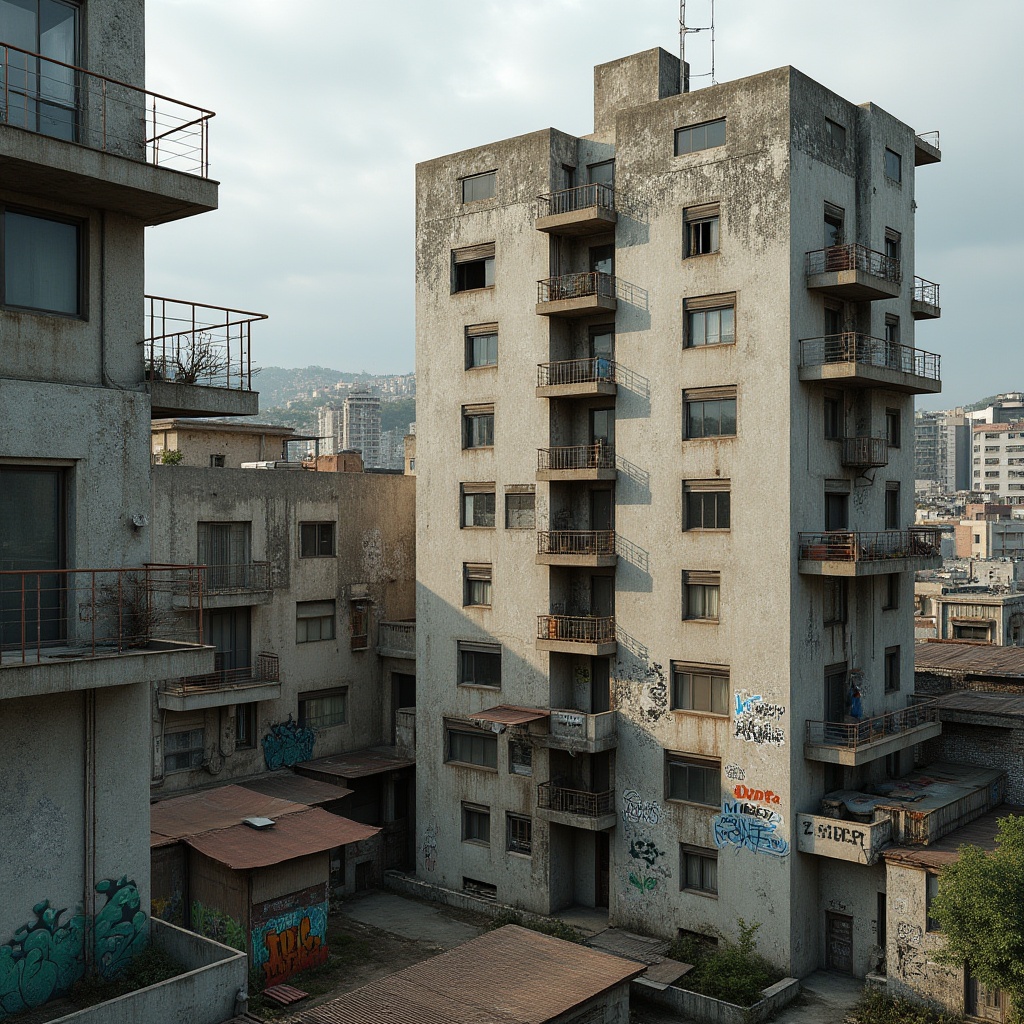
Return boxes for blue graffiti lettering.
[714,802,790,857]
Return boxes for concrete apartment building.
[914,408,969,494]
[970,422,1024,498]
[415,46,948,982]
[343,387,383,468]
[0,0,251,1016]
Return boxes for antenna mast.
[679,0,716,91]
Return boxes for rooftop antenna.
[679,0,716,91]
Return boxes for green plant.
[850,990,964,1024]
[160,448,184,465]
[71,946,183,1008]
[489,909,586,944]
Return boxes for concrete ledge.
[633,975,800,1024]
[385,870,545,924]
[148,381,259,418]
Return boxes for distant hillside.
[256,366,389,409]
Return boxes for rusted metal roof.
[915,640,1024,679]
[296,747,415,781]
[185,807,379,870]
[932,690,1024,720]
[237,773,353,806]
[883,806,1022,869]
[470,705,551,726]
[150,784,309,840]
[150,831,179,849]
[281,924,644,1024]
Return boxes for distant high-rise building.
[317,404,343,455]
[344,389,382,468]
[915,409,969,493]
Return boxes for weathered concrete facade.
[415,47,942,978]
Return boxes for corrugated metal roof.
[150,831,179,849]
[470,706,551,726]
[915,640,1024,679]
[150,784,309,840]
[296,747,415,781]
[933,690,1024,719]
[883,806,1023,869]
[237,773,353,805]
[185,807,380,870]
[281,925,644,1024]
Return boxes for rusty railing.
[0,42,213,175]
[841,436,889,468]
[914,276,941,307]
[537,443,616,472]
[537,782,615,817]
[537,357,616,388]
[144,296,265,392]
[538,182,615,216]
[805,243,901,283]
[799,334,941,382]
[0,565,204,664]
[538,271,616,304]
[198,562,271,593]
[798,529,942,563]
[169,651,279,694]
[537,531,616,557]
[537,614,616,644]
[806,700,939,749]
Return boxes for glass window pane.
[721,307,735,344]
[686,855,699,888]
[693,673,711,711]
[689,311,705,346]
[687,402,703,438]
[705,586,720,619]
[709,217,720,252]
[712,677,728,715]
[704,855,718,891]
[720,399,736,436]
[717,491,730,528]
[706,119,726,148]
[5,211,79,314]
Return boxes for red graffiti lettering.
[733,784,780,805]
[261,916,328,985]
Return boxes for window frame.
[674,118,726,156]
[683,204,721,258]
[465,323,498,369]
[461,171,496,203]
[683,571,721,622]
[463,562,492,608]
[925,873,942,932]
[299,521,337,557]
[684,294,736,348]
[446,726,498,770]
[824,392,843,441]
[824,577,848,626]
[295,599,336,643]
[235,704,256,749]
[683,480,731,531]
[666,753,720,807]
[506,813,532,856]
[885,482,901,531]
[680,844,719,896]
[886,408,902,448]
[882,573,900,611]
[452,243,495,293]
[164,728,205,774]
[461,802,491,846]
[462,405,495,449]
[824,118,847,150]
[461,483,496,529]
[883,148,902,183]
[671,663,729,716]
[884,646,901,694]
[683,387,737,440]
[298,687,349,729]
[504,487,536,529]
[458,640,501,689]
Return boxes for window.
[824,118,846,149]
[587,160,614,186]
[884,646,900,694]
[824,203,844,247]
[681,845,718,895]
[684,204,720,257]
[462,405,494,448]
[683,571,720,621]
[463,563,492,607]
[458,641,501,688]
[447,727,497,769]
[452,243,495,292]
[235,705,256,749]
[209,454,225,468]
[884,148,902,182]
[465,324,498,368]
[684,387,736,439]
[505,487,535,529]
[198,521,251,589]
[350,599,369,650]
[885,483,901,530]
[824,394,842,440]
[684,295,735,347]
[683,480,730,530]
[886,408,901,448]
[590,243,614,275]
[164,729,204,774]
[300,522,336,557]
[461,484,496,528]
[461,803,490,845]
[882,573,899,611]
[825,488,850,531]
[674,118,726,155]
[2,208,82,315]
[671,664,728,715]
[462,171,496,203]
[299,688,348,729]
[953,623,990,641]
[824,303,843,336]
[508,739,532,776]
[507,813,532,855]
[925,874,941,932]
[885,228,901,262]
[824,577,848,626]
[296,600,336,643]
[667,754,720,806]
[885,313,900,345]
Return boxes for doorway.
[595,832,610,908]
[826,912,853,974]
[967,972,1012,1022]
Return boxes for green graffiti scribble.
[191,902,246,952]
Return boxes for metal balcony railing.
[805,243,902,283]
[537,531,616,557]
[841,436,889,468]
[537,443,615,472]
[806,700,939,749]
[144,296,266,392]
[0,565,204,664]
[200,562,272,593]
[378,620,416,655]
[537,614,615,644]
[537,357,616,388]
[916,130,940,149]
[537,272,616,304]
[538,182,615,216]
[169,651,279,694]
[798,529,942,563]
[799,334,941,381]
[537,782,614,817]
[914,276,941,307]
[0,42,213,175]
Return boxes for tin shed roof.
[296,747,414,781]
[883,806,1022,869]
[470,705,551,726]
[150,784,309,840]
[237,773,353,805]
[915,641,1024,679]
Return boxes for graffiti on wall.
[734,692,786,746]
[626,835,669,895]
[262,715,316,770]
[191,902,246,952]
[251,884,329,986]
[714,801,790,858]
[621,790,662,826]
[613,658,668,728]
[724,763,746,781]
[422,823,437,872]
[0,877,146,1021]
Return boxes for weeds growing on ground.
[489,909,587,944]
[70,946,184,1008]
[849,990,965,1024]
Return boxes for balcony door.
[591,575,614,618]
[204,607,251,675]
[590,489,613,531]
[198,521,251,590]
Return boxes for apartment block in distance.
[415,46,950,982]
[0,0,254,1016]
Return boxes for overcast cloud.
[145,0,1023,408]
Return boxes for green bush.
[850,990,964,1024]
[71,946,184,1007]
[160,449,184,465]
[489,909,587,944]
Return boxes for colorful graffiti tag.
[734,692,786,746]
[250,884,329,986]
[714,801,790,858]
[262,715,316,770]
[191,902,246,952]
[0,877,147,1021]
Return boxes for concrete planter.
[633,975,800,1024]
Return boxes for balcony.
[804,700,942,766]
[0,42,217,224]
[798,529,942,576]
[796,812,893,865]
[537,444,616,482]
[535,183,617,236]
[0,565,213,700]
[912,276,942,320]
[798,334,942,394]
[536,614,616,656]
[538,709,618,754]
[805,244,901,301]
[159,651,281,711]
[537,530,617,567]
[841,436,889,469]
[536,782,616,831]
[536,272,617,318]
[537,357,617,399]
[378,619,416,659]
[171,562,272,609]
[914,130,941,166]
[145,296,265,418]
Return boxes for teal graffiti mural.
[0,877,147,1020]
[190,902,246,953]
[262,715,316,769]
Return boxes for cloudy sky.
[145,0,1022,408]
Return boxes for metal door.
[826,912,853,974]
